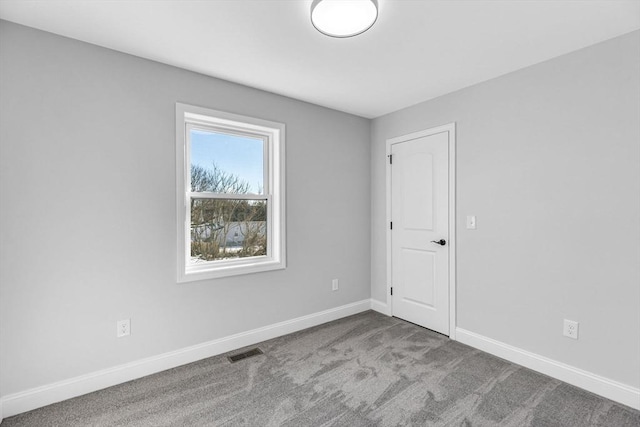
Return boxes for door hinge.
[390,287,393,296]
[388,154,393,164]
[390,222,393,230]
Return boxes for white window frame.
[176,103,286,282]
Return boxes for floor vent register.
[227,347,264,363]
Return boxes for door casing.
[385,122,457,339]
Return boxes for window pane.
[190,198,267,263]
[190,129,264,194]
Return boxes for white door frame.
[385,122,457,340]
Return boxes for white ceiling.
[1,0,638,118]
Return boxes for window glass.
[190,129,264,194]
[190,198,267,262]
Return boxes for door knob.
[431,239,446,246]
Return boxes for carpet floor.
[4,311,639,426]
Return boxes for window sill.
[178,259,286,282]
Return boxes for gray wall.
[0,21,371,396]
[371,31,640,388]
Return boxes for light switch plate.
[466,215,476,229]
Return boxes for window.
[176,103,286,282]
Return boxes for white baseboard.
[455,328,640,410]
[0,299,372,419]
[370,298,390,315]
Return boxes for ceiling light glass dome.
[311,0,378,38]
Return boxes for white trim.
[175,103,286,283]
[187,192,268,200]
[385,123,457,338]
[0,299,371,418]
[456,328,640,410]
[370,299,391,315]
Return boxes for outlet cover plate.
[117,319,131,338]
[563,319,578,339]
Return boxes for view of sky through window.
[190,129,264,194]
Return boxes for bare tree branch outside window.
[190,164,266,262]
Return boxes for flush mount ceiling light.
[311,0,378,38]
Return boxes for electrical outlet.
[332,279,339,291]
[563,319,578,339]
[117,319,130,338]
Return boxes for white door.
[390,130,450,335]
